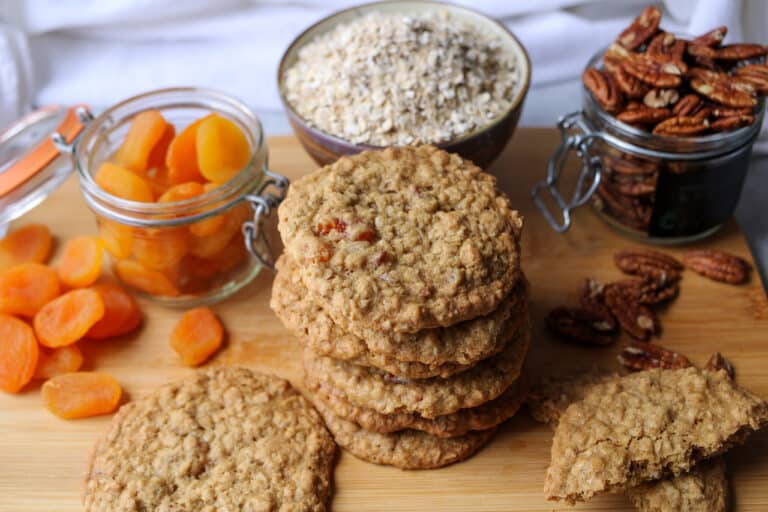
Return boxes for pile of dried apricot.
[94,110,253,298]
[0,225,140,419]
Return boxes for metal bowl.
[277,0,531,169]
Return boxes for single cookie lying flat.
[309,373,528,438]
[303,325,530,419]
[272,256,528,378]
[84,368,336,512]
[527,369,728,512]
[628,459,728,512]
[278,145,523,334]
[544,367,768,503]
[313,397,496,469]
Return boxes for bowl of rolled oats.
[278,0,530,168]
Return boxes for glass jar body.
[75,88,278,306]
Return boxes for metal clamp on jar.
[533,48,765,244]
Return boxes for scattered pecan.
[617,106,671,126]
[622,54,684,88]
[610,277,679,305]
[613,66,650,98]
[734,63,768,94]
[705,352,735,380]
[614,248,683,282]
[583,68,624,113]
[546,306,616,346]
[579,278,617,332]
[603,283,659,341]
[710,115,755,132]
[672,93,703,116]
[714,43,768,61]
[652,116,710,136]
[617,6,661,50]
[603,155,659,176]
[618,342,692,371]
[643,88,679,108]
[691,77,757,108]
[646,32,687,67]
[684,249,752,284]
[691,26,727,47]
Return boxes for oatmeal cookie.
[278,145,523,333]
[313,397,496,469]
[84,368,336,512]
[308,373,528,438]
[303,325,530,419]
[272,256,529,377]
[628,459,728,512]
[544,368,768,503]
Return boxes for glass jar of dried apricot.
[71,88,288,306]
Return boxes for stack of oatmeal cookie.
[271,145,530,469]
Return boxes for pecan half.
[596,183,652,230]
[614,180,656,198]
[714,43,767,61]
[673,94,703,116]
[710,115,755,132]
[613,66,650,98]
[711,106,755,118]
[614,248,683,281]
[609,277,679,305]
[643,88,679,108]
[546,306,616,346]
[603,283,659,341]
[603,155,659,176]
[579,278,617,332]
[622,54,684,88]
[619,342,692,371]
[617,106,671,126]
[687,44,717,60]
[653,116,710,136]
[617,6,661,50]
[691,77,757,108]
[684,249,752,284]
[705,352,735,380]
[692,26,727,47]
[646,32,687,68]
[583,68,624,113]
[734,63,768,94]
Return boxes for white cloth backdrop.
[0,0,766,149]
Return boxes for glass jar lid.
[0,104,91,229]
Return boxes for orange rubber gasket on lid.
[0,104,89,197]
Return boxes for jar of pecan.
[534,48,765,244]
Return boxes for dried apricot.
[166,116,213,184]
[132,228,189,270]
[189,183,227,237]
[188,204,248,258]
[146,122,176,170]
[57,236,103,288]
[94,162,154,203]
[0,224,53,270]
[34,345,83,380]
[86,282,141,340]
[98,219,133,260]
[196,115,251,184]
[146,166,173,198]
[0,314,38,393]
[34,288,105,347]
[114,260,180,297]
[42,372,122,419]
[158,182,205,203]
[170,306,224,366]
[0,262,61,317]
[114,110,169,173]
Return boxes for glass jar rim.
[583,45,765,157]
[75,87,267,226]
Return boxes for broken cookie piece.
[628,458,728,512]
[544,367,768,503]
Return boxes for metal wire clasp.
[531,111,604,232]
[242,168,290,270]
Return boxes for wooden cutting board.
[2,129,767,511]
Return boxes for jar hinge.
[51,106,94,154]
[531,110,604,233]
[243,168,290,270]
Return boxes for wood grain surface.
[1,129,767,511]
